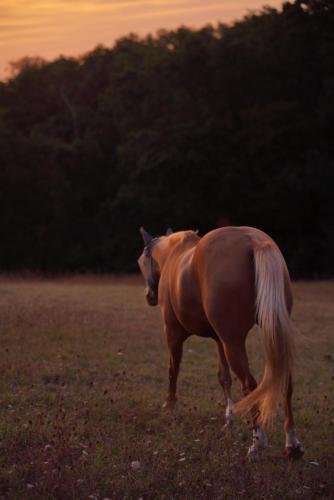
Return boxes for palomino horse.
[137,226,304,458]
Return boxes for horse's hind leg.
[284,375,304,459]
[216,340,233,429]
[162,326,187,410]
[223,338,268,455]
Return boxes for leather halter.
[144,237,160,290]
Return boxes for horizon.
[0,0,283,81]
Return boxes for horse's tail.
[234,239,295,425]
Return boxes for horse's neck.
[153,234,199,271]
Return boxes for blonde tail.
[234,240,295,425]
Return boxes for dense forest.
[0,0,333,277]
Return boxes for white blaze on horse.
[137,226,304,458]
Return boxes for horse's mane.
[167,230,200,246]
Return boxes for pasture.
[0,277,333,499]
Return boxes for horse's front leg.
[162,326,187,410]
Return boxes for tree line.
[0,0,333,277]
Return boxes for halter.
[144,237,160,290]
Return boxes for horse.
[137,225,304,458]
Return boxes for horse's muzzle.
[146,289,158,306]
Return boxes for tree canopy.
[0,0,333,277]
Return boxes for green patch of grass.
[0,278,333,498]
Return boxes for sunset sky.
[0,0,283,81]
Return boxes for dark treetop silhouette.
[0,0,333,276]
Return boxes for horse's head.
[137,227,173,306]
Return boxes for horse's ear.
[140,226,153,245]
[166,227,173,236]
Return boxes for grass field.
[0,277,333,499]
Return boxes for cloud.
[0,0,282,79]
[0,0,225,46]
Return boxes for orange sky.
[0,0,283,81]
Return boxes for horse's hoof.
[285,444,304,460]
[247,445,264,460]
[162,399,176,411]
[223,418,234,432]
[247,427,268,459]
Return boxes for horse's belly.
[174,294,215,337]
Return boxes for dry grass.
[0,277,333,499]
